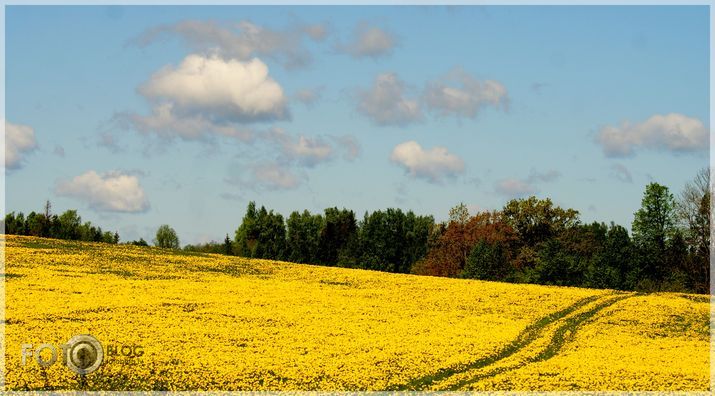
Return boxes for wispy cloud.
[527,169,561,183]
[355,72,422,126]
[115,103,255,143]
[494,169,561,198]
[331,135,361,161]
[53,145,65,158]
[226,162,304,191]
[354,69,508,126]
[130,20,329,69]
[610,163,633,183]
[263,128,334,167]
[293,87,324,107]
[495,178,538,198]
[423,68,509,119]
[336,23,398,59]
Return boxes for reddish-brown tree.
[412,211,517,277]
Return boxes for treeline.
[183,235,233,255]
[3,201,119,244]
[3,170,709,295]
[415,187,707,294]
[210,169,709,294]
[227,202,435,273]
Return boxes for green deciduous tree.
[57,210,82,240]
[257,206,286,260]
[154,224,180,249]
[501,196,580,273]
[25,212,45,237]
[356,209,433,273]
[502,196,581,247]
[463,239,509,281]
[662,229,689,292]
[234,202,285,260]
[449,202,470,225]
[632,182,677,284]
[3,212,26,235]
[286,210,324,264]
[585,223,633,290]
[235,201,259,257]
[318,207,357,266]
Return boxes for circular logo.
[65,334,103,375]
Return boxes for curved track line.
[389,293,611,391]
[449,293,632,390]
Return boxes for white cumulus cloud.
[55,170,150,213]
[595,113,708,157]
[5,121,38,169]
[390,140,464,183]
[139,54,288,124]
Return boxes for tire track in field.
[448,293,633,390]
[389,293,610,391]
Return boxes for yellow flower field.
[2,235,711,391]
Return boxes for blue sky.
[4,5,710,245]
